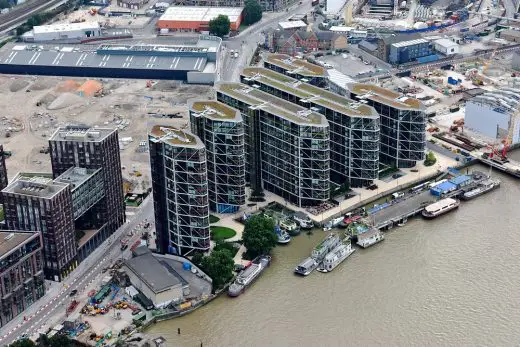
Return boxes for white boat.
[323,217,343,231]
[311,233,341,261]
[228,255,271,297]
[294,257,318,276]
[280,219,300,236]
[293,212,313,229]
[461,179,500,200]
[316,242,355,273]
[422,198,460,219]
[356,229,385,248]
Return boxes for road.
[0,0,70,34]
[0,197,155,346]
[218,1,314,82]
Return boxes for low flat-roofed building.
[117,0,149,9]
[216,82,330,207]
[278,20,307,31]
[240,67,379,187]
[433,38,460,56]
[0,36,221,84]
[22,22,101,43]
[500,29,520,43]
[157,6,243,32]
[0,231,45,329]
[263,53,327,86]
[189,100,246,213]
[123,252,184,308]
[347,83,426,168]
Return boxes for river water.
[148,158,520,347]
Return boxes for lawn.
[209,215,220,224]
[210,226,236,241]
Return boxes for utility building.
[216,82,330,207]
[347,83,426,168]
[149,126,210,256]
[189,100,246,213]
[240,67,379,188]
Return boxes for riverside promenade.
[211,152,458,246]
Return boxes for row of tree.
[208,0,263,37]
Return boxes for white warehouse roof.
[278,20,307,29]
[393,38,429,48]
[434,38,459,49]
[33,22,100,34]
[158,6,243,22]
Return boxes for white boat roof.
[425,198,457,212]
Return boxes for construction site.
[0,74,212,195]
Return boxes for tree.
[243,0,263,26]
[424,151,437,167]
[208,15,230,37]
[201,249,234,289]
[10,339,36,347]
[242,215,277,258]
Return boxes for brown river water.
[148,157,520,347]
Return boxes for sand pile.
[30,79,55,91]
[10,80,30,92]
[48,92,85,110]
[37,92,58,107]
[55,80,82,93]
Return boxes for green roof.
[216,82,328,126]
[265,53,327,77]
[189,100,242,120]
[241,67,378,118]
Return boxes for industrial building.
[347,83,426,168]
[21,22,102,43]
[0,231,45,329]
[465,88,520,144]
[215,82,330,207]
[240,67,379,187]
[189,100,246,213]
[117,0,149,9]
[175,0,290,11]
[149,126,210,256]
[263,54,327,86]
[2,174,77,281]
[0,36,221,84]
[389,38,433,65]
[123,252,185,308]
[156,6,243,32]
[433,38,460,56]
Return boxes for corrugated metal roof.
[392,38,429,48]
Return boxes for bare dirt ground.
[0,75,213,187]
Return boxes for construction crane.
[481,46,499,76]
[488,108,520,159]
